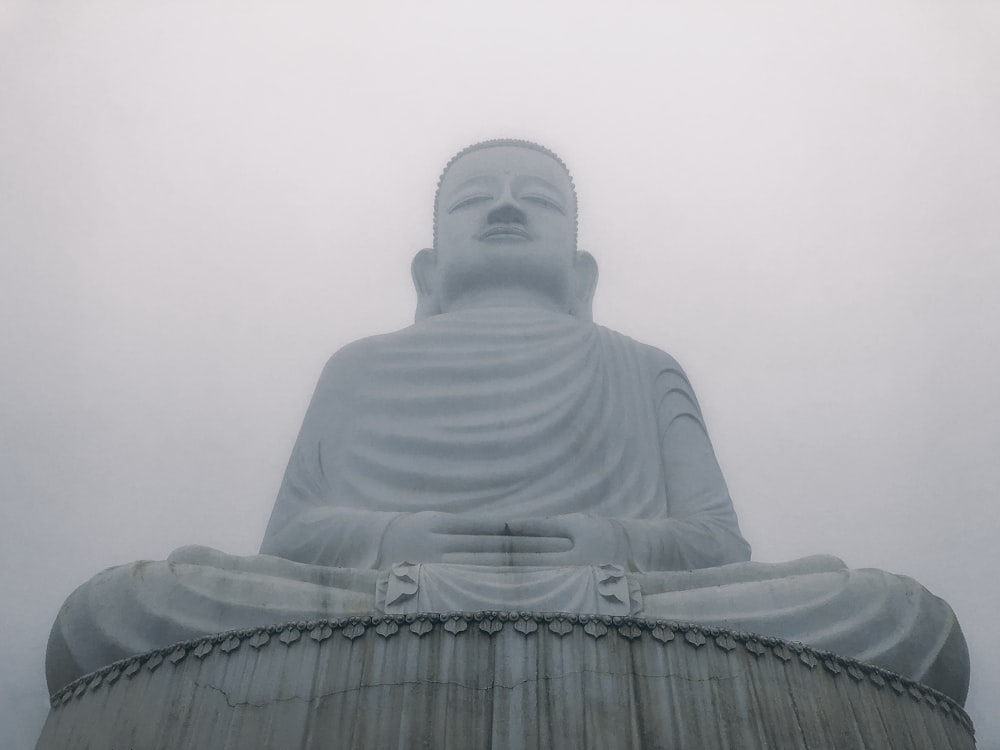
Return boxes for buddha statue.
[45,140,970,705]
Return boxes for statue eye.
[521,194,564,214]
[448,194,493,212]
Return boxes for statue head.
[412,139,598,321]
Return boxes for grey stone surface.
[38,614,975,750]
[42,140,972,721]
[47,546,970,705]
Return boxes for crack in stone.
[192,668,741,710]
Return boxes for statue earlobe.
[411,248,440,322]
[570,250,598,321]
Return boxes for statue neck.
[442,287,571,316]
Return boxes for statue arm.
[614,358,751,572]
[259,451,401,570]
[259,349,401,569]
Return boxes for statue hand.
[503,515,626,568]
[377,511,576,566]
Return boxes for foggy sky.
[2,2,999,747]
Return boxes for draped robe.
[261,306,750,571]
[45,308,970,703]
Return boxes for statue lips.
[479,224,531,242]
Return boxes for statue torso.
[308,307,671,519]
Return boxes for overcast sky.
[3,2,999,747]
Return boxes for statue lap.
[48,547,969,703]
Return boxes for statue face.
[428,146,580,314]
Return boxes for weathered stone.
[37,140,974,748]
[36,616,975,750]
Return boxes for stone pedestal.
[37,613,975,750]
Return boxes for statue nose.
[486,202,527,226]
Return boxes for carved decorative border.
[49,612,974,736]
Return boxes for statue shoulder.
[315,328,405,388]
[597,325,690,382]
[644,344,686,376]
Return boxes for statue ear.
[570,250,598,321]
[411,248,440,322]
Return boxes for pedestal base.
[37,613,975,749]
